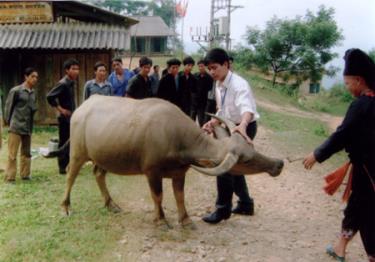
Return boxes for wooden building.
[129,16,175,56]
[0,1,137,123]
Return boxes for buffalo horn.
[190,152,239,176]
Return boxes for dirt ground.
[99,103,367,262]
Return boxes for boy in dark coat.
[126,57,153,99]
[178,56,196,117]
[194,59,213,126]
[157,58,181,107]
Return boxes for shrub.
[329,83,353,103]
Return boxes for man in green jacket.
[4,68,38,182]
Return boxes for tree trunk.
[272,72,277,88]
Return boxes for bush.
[233,48,255,70]
[329,83,353,103]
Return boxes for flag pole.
[181,15,184,58]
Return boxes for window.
[131,37,146,53]
[151,37,165,53]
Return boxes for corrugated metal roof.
[52,1,138,27]
[0,23,130,50]
[130,16,175,37]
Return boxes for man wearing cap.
[304,48,375,262]
[202,48,259,224]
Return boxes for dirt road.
[101,103,366,262]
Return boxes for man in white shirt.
[202,48,260,224]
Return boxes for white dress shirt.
[215,71,259,124]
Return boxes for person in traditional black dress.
[304,48,375,262]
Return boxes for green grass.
[257,107,329,150]
[0,128,146,262]
[300,91,351,116]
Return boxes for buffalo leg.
[94,165,121,213]
[146,174,167,225]
[172,174,192,226]
[61,158,85,215]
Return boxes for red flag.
[176,0,188,17]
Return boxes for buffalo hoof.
[62,205,71,216]
[154,218,172,230]
[106,200,122,213]
[61,200,71,216]
[180,220,197,230]
[180,217,195,227]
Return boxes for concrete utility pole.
[210,0,243,49]
[225,0,231,50]
[191,0,242,51]
[209,0,215,48]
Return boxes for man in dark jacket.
[47,58,79,175]
[4,68,38,182]
[194,59,213,126]
[178,56,196,117]
[126,57,153,99]
[157,58,181,106]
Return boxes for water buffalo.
[61,95,283,226]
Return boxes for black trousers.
[57,116,70,172]
[216,121,257,210]
[191,105,207,127]
[342,166,375,257]
[204,99,217,124]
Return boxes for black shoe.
[59,169,67,175]
[232,204,254,216]
[202,209,231,224]
[21,176,31,181]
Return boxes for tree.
[241,6,343,87]
[88,0,177,28]
[369,48,375,62]
[89,0,148,15]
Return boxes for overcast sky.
[177,0,375,87]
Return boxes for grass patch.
[300,92,351,116]
[0,163,121,262]
[257,106,347,166]
[258,106,329,146]
[0,128,145,262]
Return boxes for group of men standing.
[2,48,260,225]
[157,56,215,126]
